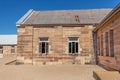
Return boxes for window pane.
[46,43,49,53]
[40,38,48,41]
[42,42,45,53]
[72,42,75,53]
[69,42,72,53]
[69,37,78,41]
[76,42,78,53]
[69,42,78,54]
[39,42,49,54]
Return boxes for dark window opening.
[76,42,78,53]
[11,46,15,53]
[39,42,49,54]
[69,42,78,54]
[75,15,80,22]
[101,35,103,56]
[68,37,78,54]
[0,46,3,54]
[97,37,100,56]
[110,30,114,57]
[69,43,72,53]
[39,38,49,55]
[42,42,45,53]
[105,32,109,56]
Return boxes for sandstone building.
[16,9,111,64]
[0,35,17,58]
[93,4,120,70]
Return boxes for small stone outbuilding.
[0,35,17,58]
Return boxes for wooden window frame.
[68,37,79,55]
[39,38,49,55]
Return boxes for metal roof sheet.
[0,35,17,45]
[17,9,112,25]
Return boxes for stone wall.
[17,25,95,64]
[96,11,120,70]
[17,26,33,63]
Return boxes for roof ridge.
[33,8,112,12]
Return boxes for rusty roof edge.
[93,3,120,32]
[16,9,34,26]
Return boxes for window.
[75,15,80,22]
[39,38,49,55]
[0,46,3,54]
[110,30,114,57]
[105,32,109,56]
[40,38,48,41]
[68,37,78,55]
[101,35,103,56]
[97,37,100,56]
[11,46,15,53]
[69,37,78,41]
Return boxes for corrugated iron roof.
[17,9,112,25]
[0,35,17,45]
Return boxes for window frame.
[11,46,15,54]
[110,30,114,57]
[39,37,49,55]
[68,37,79,55]
[97,36,100,56]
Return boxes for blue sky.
[0,0,119,34]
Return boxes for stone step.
[93,70,120,80]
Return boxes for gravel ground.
[0,63,105,80]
